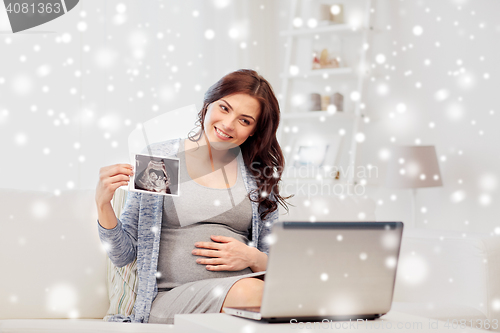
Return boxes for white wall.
[273,0,499,233]
[0,0,281,191]
[360,0,499,233]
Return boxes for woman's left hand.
[192,235,254,271]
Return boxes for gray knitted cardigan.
[97,138,278,323]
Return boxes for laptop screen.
[261,221,403,318]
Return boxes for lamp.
[385,146,443,228]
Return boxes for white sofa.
[1,188,499,332]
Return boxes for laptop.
[223,221,404,323]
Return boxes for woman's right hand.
[96,164,134,208]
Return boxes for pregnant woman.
[95,69,291,324]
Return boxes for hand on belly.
[191,235,254,271]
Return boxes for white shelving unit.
[282,110,355,120]
[279,23,362,36]
[280,67,354,79]
[277,0,373,188]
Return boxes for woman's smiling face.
[203,93,261,150]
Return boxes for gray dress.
[149,139,266,324]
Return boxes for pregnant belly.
[157,224,254,288]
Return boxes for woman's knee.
[224,277,265,305]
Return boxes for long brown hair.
[188,69,293,220]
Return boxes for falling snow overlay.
[0,0,499,325]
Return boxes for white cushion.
[393,228,500,328]
[0,189,109,319]
[392,301,487,324]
